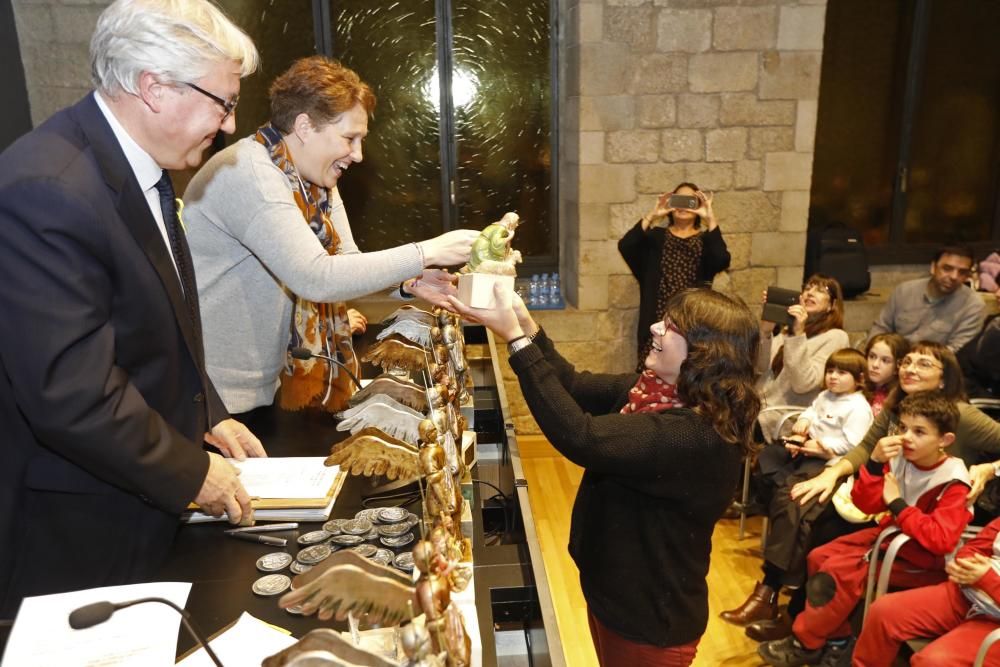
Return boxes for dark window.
[809,0,1000,263]
[208,1,558,270]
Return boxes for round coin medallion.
[285,604,305,615]
[373,548,394,566]
[321,520,344,535]
[289,560,314,575]
[252,574,291,596]
[378,521,411,537]
[363,527,381,541]
[351,544,378,558]
[341,518,373,535]
[355,508,383,524]
[377,507,408,524]
[393,551,415,572]
[330,533,364,546]
[256,552,293,572]
[297,530,331,545]
[380,532,415,548]
[297,543,332,565]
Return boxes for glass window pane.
[329,1,442,251]
[902,0,1000,244]
[809,0,910,247]
[215,0,317,141]
[452,0,553,259]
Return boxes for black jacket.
[509,330,741,647]
[0,94,227,614]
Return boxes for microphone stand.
[69,598,223,667]
[289,347,363,389]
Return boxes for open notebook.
[182,457,346,523]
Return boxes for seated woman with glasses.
[727,341,1000,644]
[448,288,761,667]
[182,56,479,420]
[793,341,1000,509]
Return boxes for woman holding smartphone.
[618,182,730,371]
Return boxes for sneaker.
[817,637,855,667]
[757,635,824,667]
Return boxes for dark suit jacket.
[0,94,229,616]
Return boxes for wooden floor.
[519,436,768,667]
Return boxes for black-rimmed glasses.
[184,82,238,122]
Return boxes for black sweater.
[509,330,742,647]
[618,222,730,352]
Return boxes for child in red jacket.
[853,515,1000,666]
[758,391,973,666]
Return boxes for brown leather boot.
[719,581,778,626]
[745,610,792,642]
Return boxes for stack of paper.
[1,582,191,666]
[175,612,296,666]
[182,457,345,523]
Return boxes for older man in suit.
[0,0,266,617]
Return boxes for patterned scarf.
[620,370,685,415]
[254,123,358,412]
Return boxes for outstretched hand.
[446,284,525,342]
[404,269,459,308]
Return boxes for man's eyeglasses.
[899,356,943,372]
[184,82,238,122]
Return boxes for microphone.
[289,346,363,389]
[69,597,224,667]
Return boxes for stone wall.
[514,0,829,434]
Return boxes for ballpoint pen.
[225,522,299,534]
[226,532,288,547]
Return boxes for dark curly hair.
[665,289,762,454]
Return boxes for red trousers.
[587,609,700,667]
[791,526,946,649]
[854,580,1000,666]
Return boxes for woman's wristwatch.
[507,335,531,355]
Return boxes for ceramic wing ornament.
[456,212,522,309]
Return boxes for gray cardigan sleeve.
[781,328,850,395]
[187,140,423,303]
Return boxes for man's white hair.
[90,0,259,96]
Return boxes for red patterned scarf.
[620,370,685,414]
[254,123,358,412]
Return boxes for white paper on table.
[175,612,296,667]
[228,457,337,499]
[0,581,191,667]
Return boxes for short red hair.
[268,55,376,133]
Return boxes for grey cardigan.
[183,137,423,412]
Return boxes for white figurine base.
[456,273,514,310]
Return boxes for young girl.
[784,348,876,464]
[864,333,909,417]
[722,349,875,629]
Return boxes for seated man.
[868,245,984,352]
[958,314,1000,398]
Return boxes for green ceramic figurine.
[463,212,522,275]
